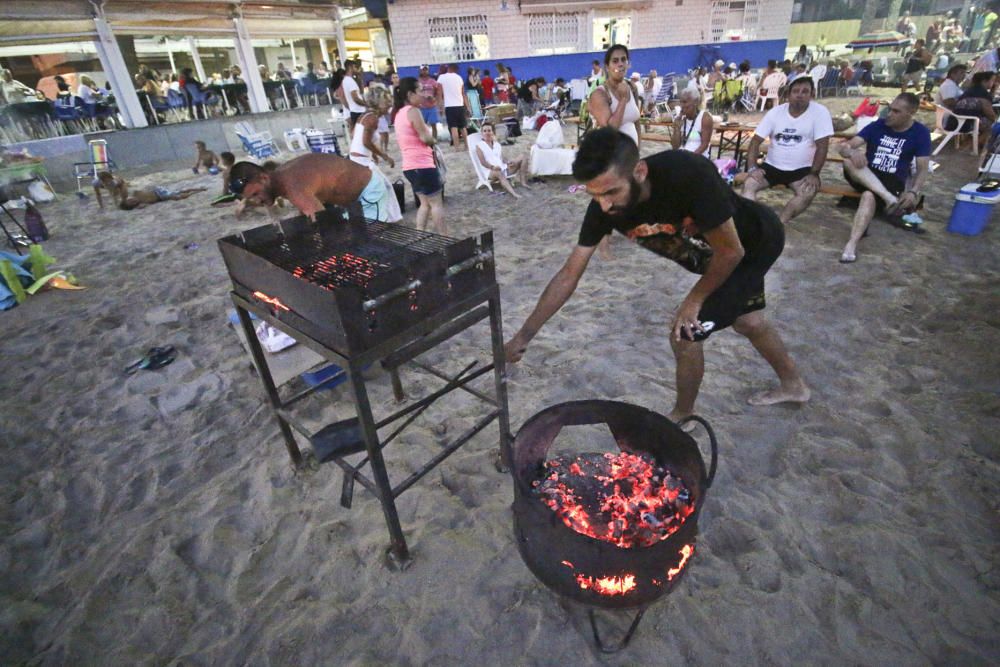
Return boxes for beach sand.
[2,99,999,664]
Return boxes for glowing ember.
[252,291,289,311]
[575,573,637,596]
[533,451,693,548]
[667,544,694,581]
[291,252,380,289]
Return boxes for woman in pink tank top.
[394,77,445,234]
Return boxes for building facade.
[388,0,794,81]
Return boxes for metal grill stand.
[221,209,511,568]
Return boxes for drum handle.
[678,415,718,488]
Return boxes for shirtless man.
[227,152,395,222]
[192,141,219,174]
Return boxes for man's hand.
[504,334,529,363]
[803,172,821,189]
[671,297,705,343]
[897,190,919,212]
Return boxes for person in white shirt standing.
[742,76,834,224]
[437,64,470,152]
[340,59,367,135]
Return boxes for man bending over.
[504,128,810,424]
[742,76,833,224]
[228,153,396,222]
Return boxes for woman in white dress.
[670,88,713,157]
[474,121,531,198]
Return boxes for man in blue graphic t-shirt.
[836,92,931,263]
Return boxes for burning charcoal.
[533,451,694,548]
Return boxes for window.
[592,15,631,51]
[529,13,584,55]
[427,15,490,62]
[709,0,760,42]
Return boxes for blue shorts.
[404,168,443,197]
[357,170,392,222]
[153,186,177,200]
[420,107,439,126]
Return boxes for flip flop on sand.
[839,252,857,264]
[124,345,177,375]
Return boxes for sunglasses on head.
[228,175,250,196]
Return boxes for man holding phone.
[504,128,810,423]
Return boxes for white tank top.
[604,82,640,145]
[681,110,710,157]
[349,113,380,167]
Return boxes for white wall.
[387,0,794,67]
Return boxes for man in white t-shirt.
[437,63,470,151]
[742,76,834,224]
[935,64,967,109]
[340,59,367,134]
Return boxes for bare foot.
[668,410,697,433]
[747,382,811,406]
[510,191,522,199]
[520,181,533,189]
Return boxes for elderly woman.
[670,88,713,157]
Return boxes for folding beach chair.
[467,89,487,131]
[234,121,280,160]
[576,98,592,143]
[74,139,117,195]
[817,68,840,97]
[653,73,675,116]
[467,132,494,192]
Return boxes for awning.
[518,0,651,13]
[848,31,912,50]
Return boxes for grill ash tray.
[310,417,366,462]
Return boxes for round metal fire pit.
[511,400,717,616]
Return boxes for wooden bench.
[732,171,860,198]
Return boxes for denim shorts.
[404,167,443,197]
[420,106,439,126]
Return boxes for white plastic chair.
[467,133,494,192]
[755,72,785,110]
[933,104,980,155]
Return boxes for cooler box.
[947,182,1000,236]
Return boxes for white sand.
[2,100,999,664]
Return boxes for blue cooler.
[947,182,1000,235]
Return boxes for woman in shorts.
[393,77,445,235]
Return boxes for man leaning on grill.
[228,153,397,223]
[503,128,811,425]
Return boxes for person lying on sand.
[120,185,207,210]
[227,153,395,222]
[503,128,811,425]
[93,171,128,209]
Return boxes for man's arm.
[900,156,931,210]
[351,87,365,107]
[285,190,326,222]
[838,135,868,169]
[672,219,745,343]
[504,244,598,362]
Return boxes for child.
[93,171,128,209]
[193,141,219,174]
[219,151,236,195]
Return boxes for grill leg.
[389,367,405,402]
[346,362,412,567]
[232,300,303,466]
[488,291,513,471]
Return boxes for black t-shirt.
[578,150,782,274]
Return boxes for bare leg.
[414,192,431,231]
[840,191,877,262]
[732,311,811,405]
[780,176,819,224]
[842,160,898,208]
[509,157,531,187]
[426,191,446,235]
[459,127,468,149]
[668,335,705,423]
[741,169,769,202]
[450,125,461,150]
[493,172,521,198]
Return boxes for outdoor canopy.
[848,30,912,50]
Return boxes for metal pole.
[166,39,176,74]
[333,7,348,68]
[232,12,269,114]
[91,11,148,128]
[188,37,206,82]
[319,37,329,67]
[289,39,297,69]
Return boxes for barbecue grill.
[511,400,717,652]
[219,206,511,566]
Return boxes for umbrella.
[849,30,912,50]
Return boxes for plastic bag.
[27,180,55,203]
[254,320,297,353]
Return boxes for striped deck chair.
[653,73,676,116]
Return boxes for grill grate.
[247,221,456,291]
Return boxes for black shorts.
[761,163,813,187]
[445,106,467,129]
[404,167,443,197]
[841,167,904,213]
[350,111,364,125]
[689,204,785,341]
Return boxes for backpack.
[24,203,49,242]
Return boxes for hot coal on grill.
[533,451,693,549]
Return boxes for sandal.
[124,345,177,375]
[839,251,857,264]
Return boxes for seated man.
[836,93,931,263]
[742,76,833,224]
[227,152,395,222]
[475,121,531,198]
